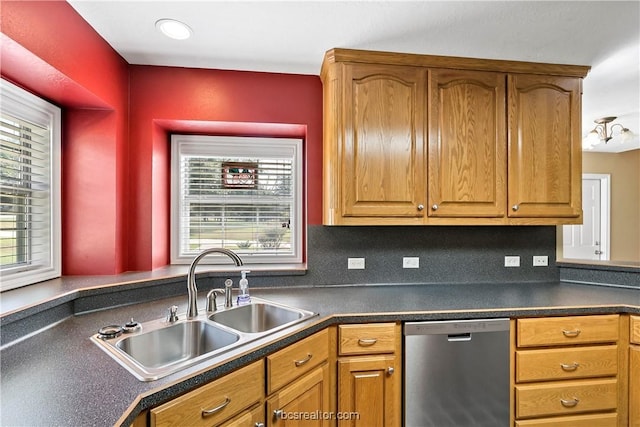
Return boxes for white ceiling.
[68,0,640,153]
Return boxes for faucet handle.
[167,305,179,323]
[206,289,224,314]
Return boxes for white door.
[563,174,610,260]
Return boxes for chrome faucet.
[187,248,243,319]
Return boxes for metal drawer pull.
[387,367,395,375]
[560,362,580,371]
[560,397,580,408]
[201,397,230,417]
[562,329,581,338]
[274,409,284,420]
[358,338,378,346]
[294,353,313,367]
[255,423,265,427]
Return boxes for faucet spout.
[187,248,244,319]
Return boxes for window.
[171,135,303,265]
[0,79,61,290]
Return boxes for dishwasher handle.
[447,333,472,342]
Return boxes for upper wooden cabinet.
[321,48,590,226]
[507,74,583,222]
[323,62,427,224]
[428,69,506,221]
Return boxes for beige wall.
[580,149,640,262]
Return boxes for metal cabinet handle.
[560,362,580,371]
[255,423,265,427]
[387,367,395,375]
[201,397,230,417]
[512,205,519,212]
[274,409,284,420]
[358,338,378,346]
[417,204,425,211]
[294,353,313,367]
[595,250,603,255]
[562,329,581,338]
[431,204,438,211]
[560,397,580,408]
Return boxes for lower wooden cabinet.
[150,360,264,427]
[337,323,401,427]
[266,363,332,427]
[219,403,264,427]
[630,316,640,426]
[514,315,624,426]
[338,355,399,427]
[514,413,618,427]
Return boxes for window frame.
[0,79,62,291]
[170,134,304,266]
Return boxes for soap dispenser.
[237,270,251,305]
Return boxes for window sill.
[0,264,307,319]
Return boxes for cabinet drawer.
[150,360,264,427]
[631,315,640,345]
[338,323,397,355]
[517,315,619,347]
[514,413,617,427]
[516,345,618,382]
[515,378,617,419]
[267,329,329,394]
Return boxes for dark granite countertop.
[1,281,639,427]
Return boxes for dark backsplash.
[256,225,559,287]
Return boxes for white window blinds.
[171,135,303,265]
[0,79,61,290]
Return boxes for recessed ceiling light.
[155,19,192,40]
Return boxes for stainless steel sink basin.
[208,301,313,333]
[91,319,241,381]
[91,298,316,381]
[117,320,239,369]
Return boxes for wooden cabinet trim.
[321,48,590,80]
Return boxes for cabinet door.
[341,63,427,220]
[428,69,506,219]
[631,345,640,426]
[267,363,331,427]
[338,355,400,427]
[507,74,582,220]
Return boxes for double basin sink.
[91,298,317,381]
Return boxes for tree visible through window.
[171,135,302,265]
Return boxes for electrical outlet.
[504,256,520,267]
[533,255,549,267]
[347,257,365,270]
[403,257,420,269]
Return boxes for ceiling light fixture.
[582,116,634,150]
[155,19,192,40]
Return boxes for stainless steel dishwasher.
[404,318,510,427]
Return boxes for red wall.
[1,1,323,274]
[1,0,130,275]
